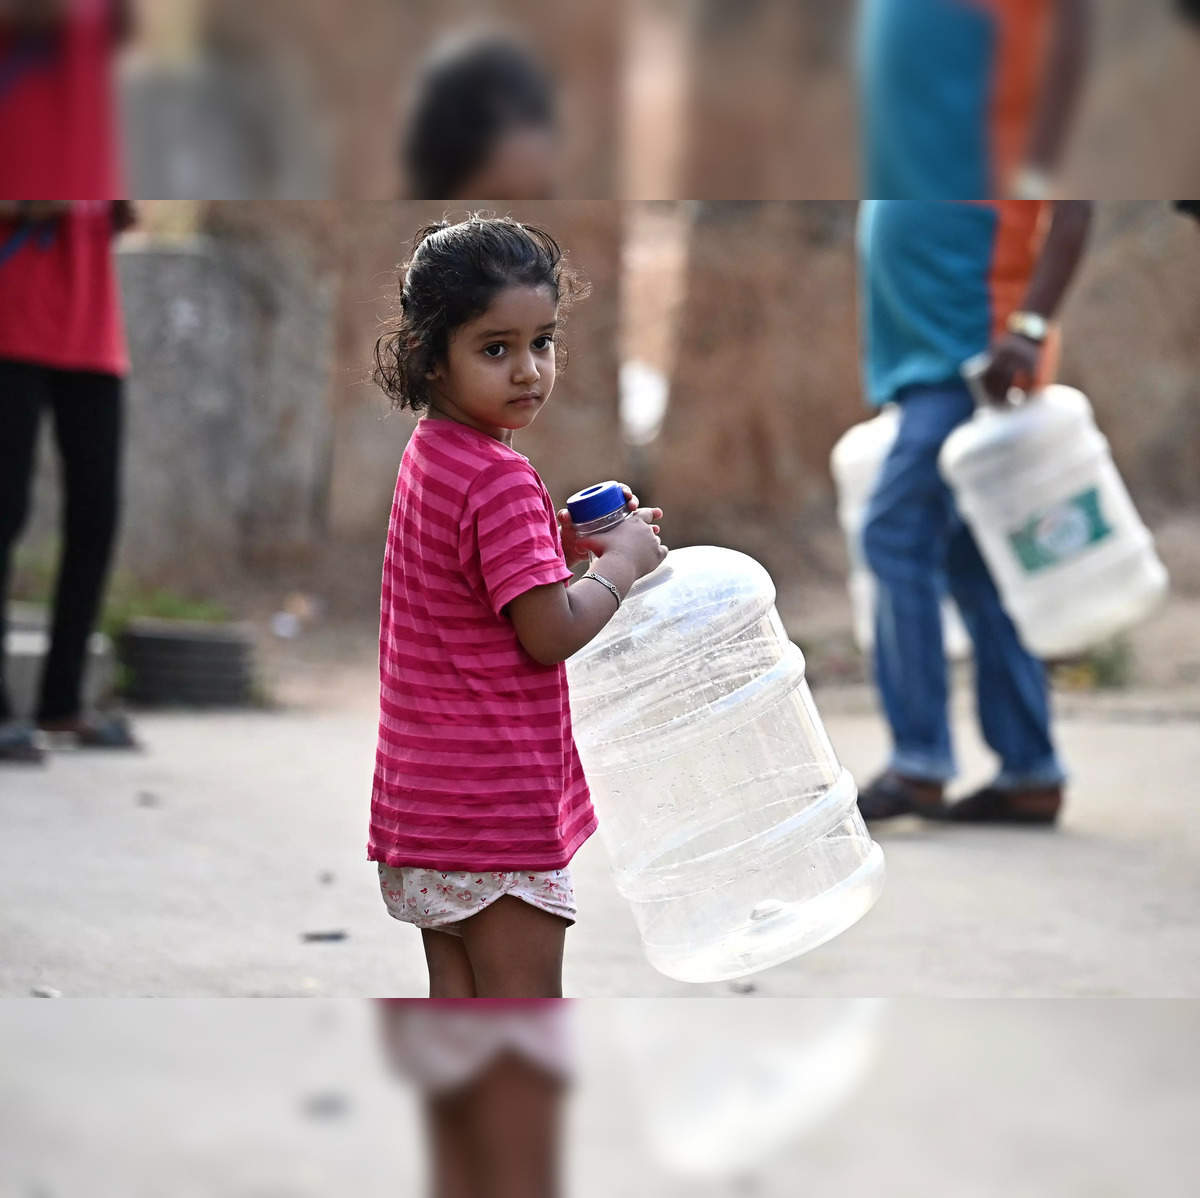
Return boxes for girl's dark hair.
[373,214,589,412]
[402,34,557,199]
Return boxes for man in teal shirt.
[854,1,1093,824]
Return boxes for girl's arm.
[508,512,666,666]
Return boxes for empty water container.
[566,544,885,983]
[939,384,1168,658]
[831,407,971,659]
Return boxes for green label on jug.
[1008,487,1113,574]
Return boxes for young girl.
[370,215,666,999]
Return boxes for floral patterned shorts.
[378,863,576,936]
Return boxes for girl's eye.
[533,335,554,351]
[483,344,506,358]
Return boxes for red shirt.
[0,202,127,375]
[0,1,127,375]
[368,419,597,873]
[0,0,123,197]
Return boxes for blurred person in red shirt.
[0,0,137,762]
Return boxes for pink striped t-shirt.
[368,418,597,872]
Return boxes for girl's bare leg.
[425,1089,480,1198]
[426,1052,563,1198]
[422,929,477,998]
[458,897,567,998]
[470,1051,565,1198]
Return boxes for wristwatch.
[1006,310,1050,344]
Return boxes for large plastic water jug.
[830,408,971,659]
[939,385,1168,658]
[565,544,885,984]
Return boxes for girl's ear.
[410,334,441,382]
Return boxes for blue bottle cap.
[566,481,627,524]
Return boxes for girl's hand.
[557,485,663,567]
[515,498,666,665]
[584,507,667,580]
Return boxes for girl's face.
[427,283,558,443]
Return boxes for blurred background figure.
[400,29,559,200]
[857,0,1092,199]
[378,999,571,1198]
[0,0,138,763]
[0,0,131,195]
[854,198,1094,823]
[852,0,1098,819]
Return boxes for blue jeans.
[860,380,1066,789]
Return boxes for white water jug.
[566,543,885,984]
[830,408,971,658]
[939,385,1168,658]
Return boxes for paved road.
[2,686,1198,998]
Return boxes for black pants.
[0,360,123,723]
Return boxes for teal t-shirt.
[858,0,996,200]
[858,200,999,406]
